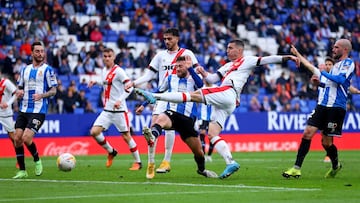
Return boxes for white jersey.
[317,58,355,109]
[149,48,199,87]
[0,78,17,117]
[217,56,260,96]
[101,65,130,112]
[17,63,57,114]
[159,74,200,119]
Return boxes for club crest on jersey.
[38,70,43,76]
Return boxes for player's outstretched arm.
[290,45,319,76]
[349,86,360,94]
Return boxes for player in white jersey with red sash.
[89,48,142,170]
[13,41,58,179]
[135,39,298,179]
[142,55,218,178]
[126,28,199,179]
[283,39,355,179]
[0,74,18,165]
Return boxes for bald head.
[338,39,352,52]
[332,39,352,60]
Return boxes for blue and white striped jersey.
[198,103,213,121]
[159,74,200,119]
[17,63,58,114]
[318,58,355,109]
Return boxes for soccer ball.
[57,153,76,172]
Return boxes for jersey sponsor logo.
[163,65,174,70]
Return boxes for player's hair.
[176,56,186,62]
[229,39,245,48]
[325,57,335,65]
[103,48,114,53]
[164,28,180,37]
[31,41,45,51]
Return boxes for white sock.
[128,138,141,163]
[163,130,175,162]
[211,136,234,165]
[148,138,158,163]
[94,133,113,153]
[154,92,191,103]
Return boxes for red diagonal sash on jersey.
[221,57,245,82]
[0,78,6,102]
[104,65,118,104]
[166,48,186,77]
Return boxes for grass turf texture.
[0,151,359,203]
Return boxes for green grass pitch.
[0,151,359,203]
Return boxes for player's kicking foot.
[219,162,240,179]
[134,88,157,104]
[106,149,118,168]
[129,162,142,170]
[143,127,155,147]
[12,170,28,179]
[282,167,301,179]
[197,169,218,178]
[35,159,43,176]
[325,162,342,178]
[146,163,155,179]
[156,160,171,173]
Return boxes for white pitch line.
[0,178,320,192]
[0,191,240,202]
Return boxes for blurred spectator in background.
[90,27,103,42]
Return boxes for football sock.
[95,133,113,153]
[164,130,175,162]
[325,144,339,169]
[154,92,191,103]
[15,146,25,170]
[199,133,206,153]
[128,138,141,162]
[26,142,39,162]
[148,139,157,163]
[151,124,162,138]
[208,142,214,156]
[194,155,205,172]
[294,138,311,168]
[211,136,234,165]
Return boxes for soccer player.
[282,39,355,178]
[13,41,58,179]
[312,58,360,163]
[0,72,18,166]
[126,28,200,178]
[142,55,217,178]
[136,39,299,179]
[89,48,142,170]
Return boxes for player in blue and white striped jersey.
[12,41,58,179]
[283,39,354,179]
[142,55,218,178]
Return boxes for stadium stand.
[0,0,359,114]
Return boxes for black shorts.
[164,110,198,141]
[15,112,46,133]
[307,105,346,137]
[199,120,210,131]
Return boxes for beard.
[34,56,45,63]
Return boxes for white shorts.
[153,100,168,115]
[201,86,237,128]
[93,111,130,132]
[0,116,15,132]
